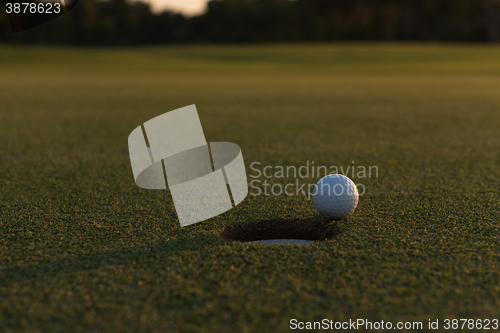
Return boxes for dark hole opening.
[220,216,340,242]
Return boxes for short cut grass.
[0,44,499,332]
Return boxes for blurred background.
[1,0,500,44]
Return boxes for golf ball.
[312,174,359,219]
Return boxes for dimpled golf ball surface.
[312,174,359,219]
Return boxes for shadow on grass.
[219,216,341,242]
[1,218,342,287]
[0,236,215,287]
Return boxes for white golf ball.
[312,174,359,219]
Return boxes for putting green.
[0,44,499,332]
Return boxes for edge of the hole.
[219,217,341,243]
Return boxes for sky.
[138,0,211,15]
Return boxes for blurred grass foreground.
[0,44,500,331]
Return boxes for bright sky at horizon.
[139,0,211,15]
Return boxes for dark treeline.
[1,0,500,44]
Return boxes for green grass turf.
[0,43,500,332]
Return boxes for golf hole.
[220,216,340,246]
